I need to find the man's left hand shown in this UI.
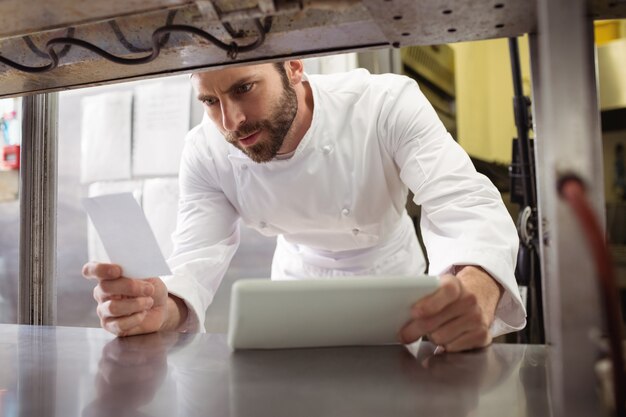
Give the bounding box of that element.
[399,266,503,352]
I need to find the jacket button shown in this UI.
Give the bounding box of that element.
[352,228,360,236]
[241,165,248,170]
[341,208,350,216]
[322,145,332,154]
[259,221,267,229]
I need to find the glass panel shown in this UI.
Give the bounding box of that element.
[55,75,277,330]
[0,97,21,323]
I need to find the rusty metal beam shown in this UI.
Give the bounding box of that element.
[0,0,542,98]
[361,0,536,47]
[589,0,626,19]
[0,0,193,39]
[0,4,389,98]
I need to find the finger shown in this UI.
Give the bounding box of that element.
[397,308,467,344]
[399,281,472,344]
[398,319,427,344]
[102,311,148,337]
[415,292,479,334]
[444,327,492,353]
[97,297,154,320]
[93,279,155,302]
[82,262,122,281]
[400,303,469,344]
[412,274,463,318]
[120,323,161,338]
[427,308,484,346]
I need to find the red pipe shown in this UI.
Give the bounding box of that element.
[559,175,625,416]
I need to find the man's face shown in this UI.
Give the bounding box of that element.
[191,64,298,163]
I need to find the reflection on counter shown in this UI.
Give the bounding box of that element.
[227,342,532,417]
[0,325,552,417]
[82,332,180,417]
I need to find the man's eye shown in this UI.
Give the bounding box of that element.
[203,97,218,106]
[235,83,253,94]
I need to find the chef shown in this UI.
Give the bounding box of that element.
[83,60,526,352]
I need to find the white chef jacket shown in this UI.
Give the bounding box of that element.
[162,69,527,337]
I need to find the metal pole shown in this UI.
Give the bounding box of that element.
[18,93,58,326]
[508,36,544,345]
[530,0,605,415]
[508,37,537,209]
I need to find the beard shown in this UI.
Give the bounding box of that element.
[225,82,298,163]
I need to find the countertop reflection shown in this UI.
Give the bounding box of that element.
[0,324,551,417]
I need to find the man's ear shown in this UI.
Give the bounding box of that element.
[285,60,304,84]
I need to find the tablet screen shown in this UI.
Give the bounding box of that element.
[227,275,439,350]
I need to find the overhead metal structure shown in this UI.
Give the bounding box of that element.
[4,1,626,416]
[2,0,540,97]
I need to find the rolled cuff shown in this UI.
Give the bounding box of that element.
[431,249,527,338]
[161,273,214,333]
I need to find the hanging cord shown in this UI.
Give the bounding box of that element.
[0,13,270,74]
[109,10,177,53]
[0,44,59,73]
[23,27,76,59]
[558,175,626,416]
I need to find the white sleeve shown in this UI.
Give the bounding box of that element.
[378,76,526,337]
[161,135,240,333]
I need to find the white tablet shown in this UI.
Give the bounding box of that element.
[227,275,439,350]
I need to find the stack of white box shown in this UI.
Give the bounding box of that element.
[81,77,192,262]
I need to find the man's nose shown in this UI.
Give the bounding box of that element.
[220,101,246,132]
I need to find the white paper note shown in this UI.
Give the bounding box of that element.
[82,192,172,279]
[86,180,144,263]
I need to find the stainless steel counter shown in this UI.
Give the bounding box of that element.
[0,324,552,417]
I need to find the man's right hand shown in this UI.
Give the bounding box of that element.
[82,262,173,337]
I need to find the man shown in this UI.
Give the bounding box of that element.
[83,60,526,352]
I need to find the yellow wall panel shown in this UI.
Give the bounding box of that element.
[451,37,531,164]
[595,20,622,45]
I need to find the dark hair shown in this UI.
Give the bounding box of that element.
[191,62,291,88]
[273,62,291,89]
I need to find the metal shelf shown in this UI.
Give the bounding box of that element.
[0,0,539,97]
[1,0,623,98]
